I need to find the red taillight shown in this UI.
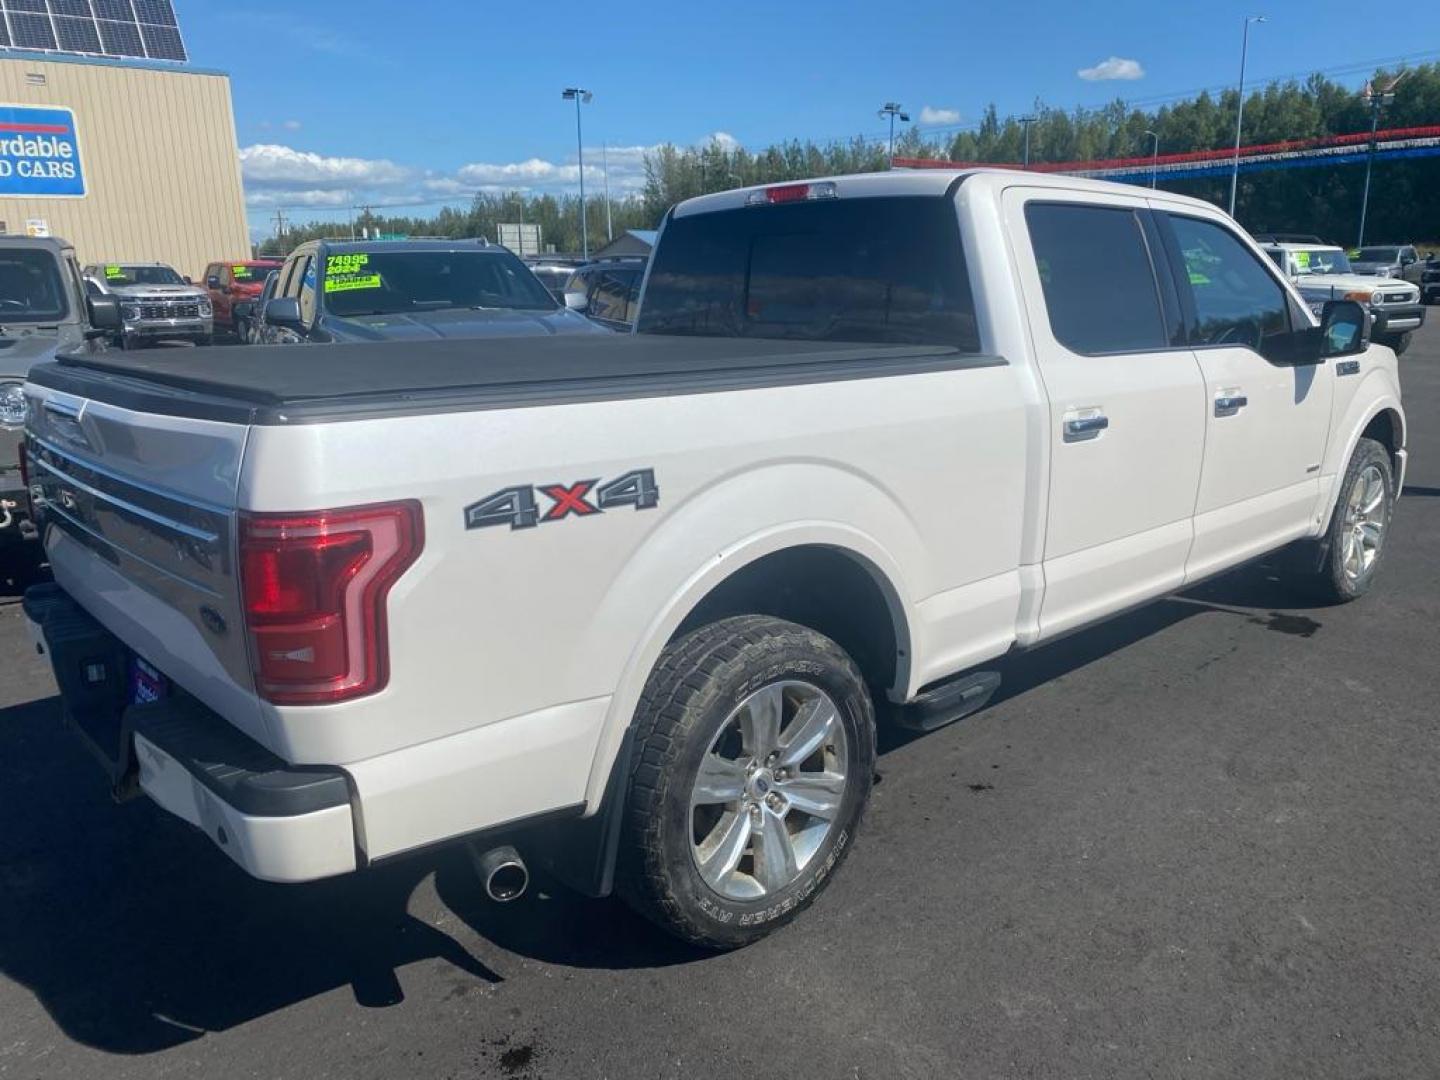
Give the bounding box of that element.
[239,501,423,705]
[746,180,839,206]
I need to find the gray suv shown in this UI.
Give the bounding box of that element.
[1,237,119,568]
[258,239,609,344]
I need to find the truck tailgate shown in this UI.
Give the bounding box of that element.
[23,387,267,747]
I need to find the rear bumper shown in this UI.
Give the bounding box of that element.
[24,583,358,883]
[1373,303,1425,335]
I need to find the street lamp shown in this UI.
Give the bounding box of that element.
[1357,73,1404,248]
[1018,115,1038,168]
[1144,129,1160,189]
[562,87,593,259]
[878,102,910,161]
[1228,15,1265,218]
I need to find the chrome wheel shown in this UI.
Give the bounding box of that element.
[1341,463,1388,583]
[689,680,849,901]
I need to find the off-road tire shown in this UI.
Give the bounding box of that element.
[617,615,876,949]
[1306,437,1394,603]
[1377,331,1412,356]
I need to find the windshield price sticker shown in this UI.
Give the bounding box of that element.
[325,274,382,293]
[233,264,249,274]
[1295,251,1311,270]
[104,264,123,278]
[326,254,369,275]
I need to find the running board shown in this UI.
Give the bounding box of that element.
[894,671,1001,733]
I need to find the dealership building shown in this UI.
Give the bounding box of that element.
[0,2,248,279]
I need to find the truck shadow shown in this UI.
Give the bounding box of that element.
[0,557,1328,1055]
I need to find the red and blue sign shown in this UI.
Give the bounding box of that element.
[0,105,85,198]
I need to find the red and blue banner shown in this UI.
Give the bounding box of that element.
[894,125,1440,185]
[0,105,85,198]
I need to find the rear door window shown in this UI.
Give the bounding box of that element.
[590,267,639,322]
[637,195,979,349]
[1024,202,1170,354]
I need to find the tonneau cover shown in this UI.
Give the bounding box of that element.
[30,336,997,424]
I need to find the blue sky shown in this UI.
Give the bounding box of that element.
[174,0,1440,236]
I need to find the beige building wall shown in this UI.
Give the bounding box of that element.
[0,54,249,282]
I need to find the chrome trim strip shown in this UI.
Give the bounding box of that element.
[28,434,230,516]
[30,454,221,544]
[43,502,224,599]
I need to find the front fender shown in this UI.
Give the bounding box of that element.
[1315,361,1404,531]
[576,459,926,808]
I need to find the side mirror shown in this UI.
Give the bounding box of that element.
[563,291,588,312]
[85,295,121,335]
[1319,299,1369,358]
[206,275,221,288]
[183,276,193,285]
[264,296,304,331]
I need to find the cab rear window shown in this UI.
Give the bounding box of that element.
[637,196,980,349]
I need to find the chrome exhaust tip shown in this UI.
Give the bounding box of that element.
[473,844,528,902]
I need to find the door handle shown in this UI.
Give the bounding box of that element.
[1214,393,1248,416]
[1062,413,1109,441]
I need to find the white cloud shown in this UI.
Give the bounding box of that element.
[918,106,961,125]
[705,131,740,150]
[239,143,414,192]
[1077,56,1145,81]
[282,119,302,131]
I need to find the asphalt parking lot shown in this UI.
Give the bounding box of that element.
[2,321,1438,1080]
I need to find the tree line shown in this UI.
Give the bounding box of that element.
[262,62,1439,256]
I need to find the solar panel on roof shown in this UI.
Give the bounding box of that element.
[1,0,187,61]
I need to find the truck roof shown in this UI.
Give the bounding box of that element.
[672,167,1226,219]
[300,238,498,254]
[33,337,995,425]
[1,236,73,253]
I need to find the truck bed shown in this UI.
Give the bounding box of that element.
[29,336,998,425]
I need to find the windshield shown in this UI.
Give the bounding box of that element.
[320,249,557,317]
[0,250,69,323]
[233,263,280,284]
[636,196,980,348]
[1291,249,1352,276]
[104,264,185,286]
[1352,247,1400,263]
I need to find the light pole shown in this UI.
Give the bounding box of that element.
[602,142,613,243]
[878,102,910,161]
[1228,15,1265,218]
[1018,115,1038,168]
[562,87,592,259]
[1144,129,1160,188]
[1357,73,1403,248]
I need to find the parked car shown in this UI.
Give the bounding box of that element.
[202,259,283,337]
[81,262,212,348]
[230,269,279,344]
[256,239,608,344]
[1347,244,1426,284]
[563,257,646,330]
[1422,253,1440,305]
[1259,241,1424,355]
[22,170,1403,949]
[0,237,118,569]
[527,260,579,301]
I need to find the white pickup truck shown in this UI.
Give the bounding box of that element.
[20,170,1405,949]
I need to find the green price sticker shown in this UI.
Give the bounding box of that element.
[324,274,382,293]
[1294,251,1311,270]
[104,264,123,278]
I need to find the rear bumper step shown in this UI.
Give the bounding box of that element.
[24,582,359,883]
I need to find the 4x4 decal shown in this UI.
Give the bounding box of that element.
[465,469,659,530]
